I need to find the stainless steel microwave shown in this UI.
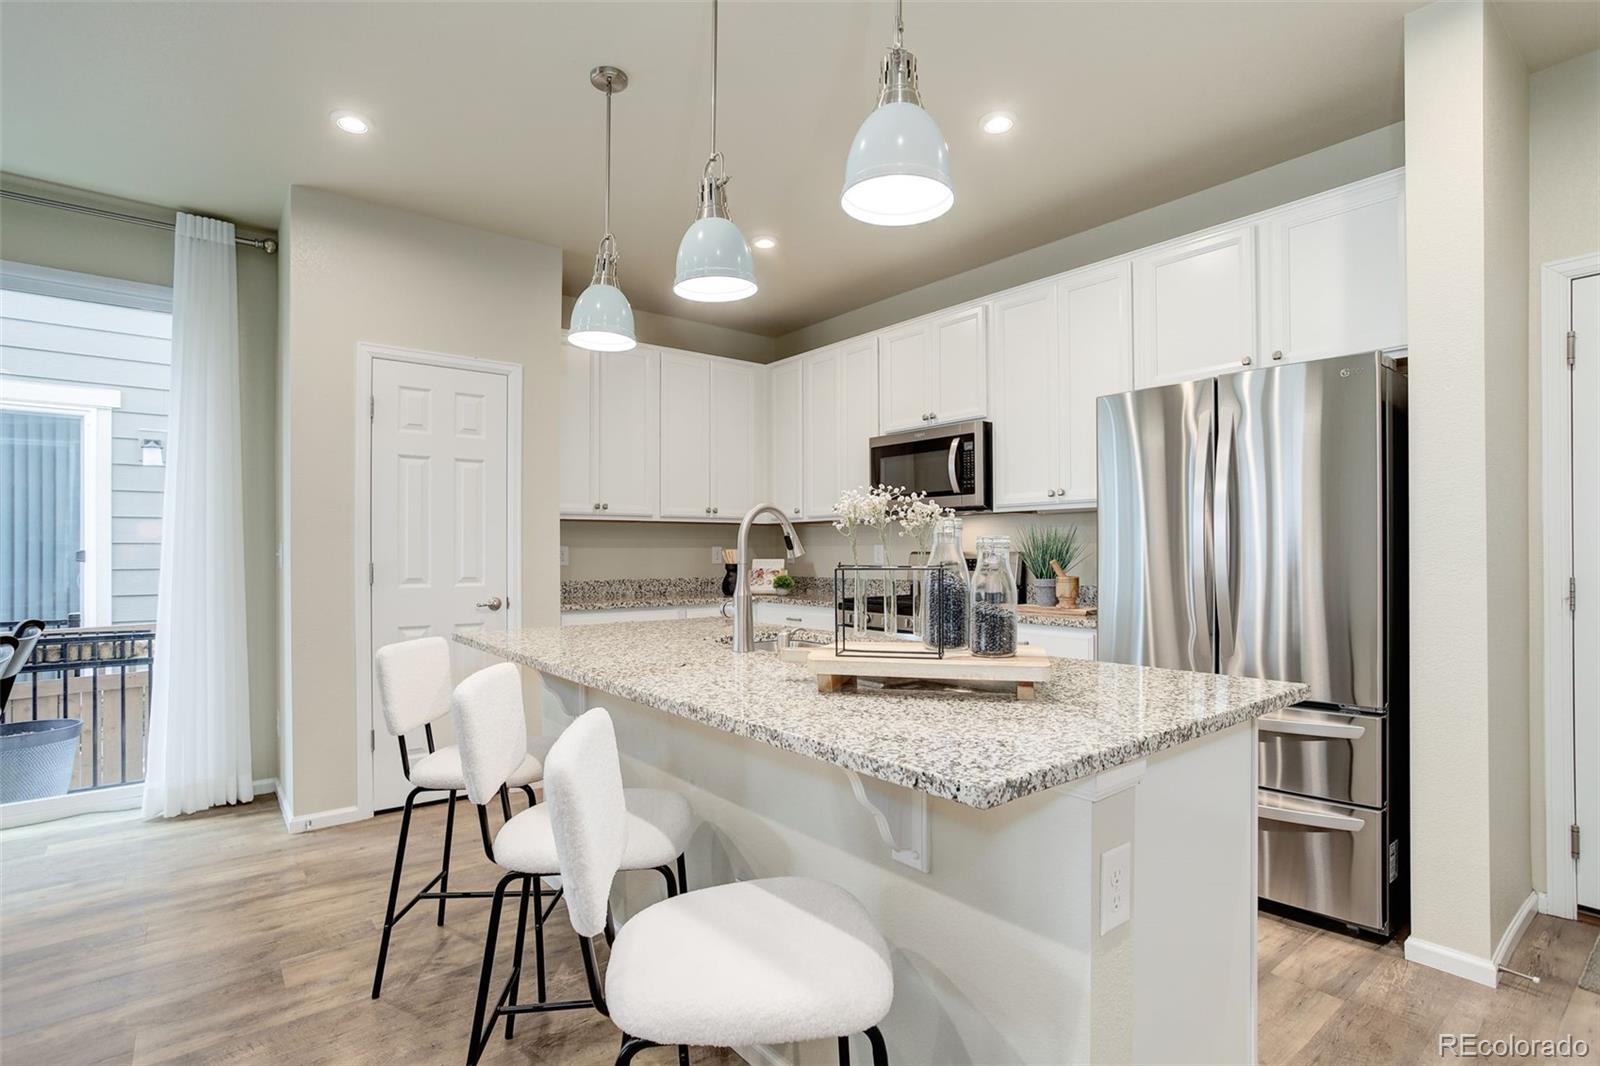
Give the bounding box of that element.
[868,420,992,511]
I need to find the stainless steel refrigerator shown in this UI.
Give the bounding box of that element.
[1097,351,1407,936]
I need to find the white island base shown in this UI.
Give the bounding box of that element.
[537,675,1259,1066]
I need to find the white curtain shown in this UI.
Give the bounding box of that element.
[142,213,252,818]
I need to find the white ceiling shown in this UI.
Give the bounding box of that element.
[3,1,1594,338]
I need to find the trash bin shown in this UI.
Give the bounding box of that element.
[0,719,83,804]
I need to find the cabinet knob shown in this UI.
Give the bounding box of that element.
[601,502,609,510]
[593,502,601,511]
[1241,356,1253,366]
[1271,350,1284,362]
[1058,488,1066,497]
[704,506,711,514]
[713,507,719,514]
[1047,489,1056,497]
[793,508,800,515]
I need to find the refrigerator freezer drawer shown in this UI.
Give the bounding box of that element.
[1257,707,1385,808]
[1258,792,1386,930]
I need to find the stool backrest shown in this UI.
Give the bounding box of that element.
[544,708,627,939]
[451,662,528,806]
[374,636,451,737]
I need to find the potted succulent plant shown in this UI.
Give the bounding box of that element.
[771,573,796,597]
[1015,525,1089,607]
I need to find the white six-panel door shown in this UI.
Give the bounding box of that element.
[369,357,509,811]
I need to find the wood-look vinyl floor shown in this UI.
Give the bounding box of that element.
[1,799,1595,1065]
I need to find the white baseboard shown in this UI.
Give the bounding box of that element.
[1404,936,1498,988]
[0,782,143,829]
[252,777,277,796]
[1493,890,1540,970]
[281,802,365,834]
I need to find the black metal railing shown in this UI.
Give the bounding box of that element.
[2,626,156,791]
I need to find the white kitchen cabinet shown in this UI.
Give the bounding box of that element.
[1019,624,1096,661]
[709,358,764,519]
[802,346,842,519]
[1058,261,1133,503]
[658,350,713,518]
[877,305,988,432]
[593,345,659,517]
[990,282,1061,510]
[1133,224,1259,388]
[753,600,833,630]
[559,343,596,516]
[839,336,879,495]
[990,263,1132,510]
[1261,171,1406,364]
[769,357,804,520]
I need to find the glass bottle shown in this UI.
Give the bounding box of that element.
[920,517,968,650]
[971,535,1019,657]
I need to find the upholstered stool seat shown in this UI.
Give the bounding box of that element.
[493,787,692,874]
[409,736,556,792]
[606,876,893,1048]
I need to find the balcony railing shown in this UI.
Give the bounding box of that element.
[3,625,155,791]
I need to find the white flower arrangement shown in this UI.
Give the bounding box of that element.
[833,484,904,563]
[898,492,952,557]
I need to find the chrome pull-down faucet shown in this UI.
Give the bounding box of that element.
[733,503,805,652]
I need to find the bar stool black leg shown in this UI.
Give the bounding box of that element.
[616,1037,657,1065]
[372,788,420,999]
[676,852,688,893]
[534,876,548,1002]
[438,789,457,926]
[521,784,537,807]
[505,875,532,1040]
[838,1035,851,1065]
[865,1026,888,1066]
[467,873,518,1066]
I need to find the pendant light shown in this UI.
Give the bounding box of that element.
[673,0,757,302]
[569,65,638,352]
[840,0,953,227]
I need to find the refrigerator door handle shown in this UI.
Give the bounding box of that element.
[1187,382,1217,671]
[1213,381,1238,672]
[1257,803,1365,834]
[1258,716,1366,740]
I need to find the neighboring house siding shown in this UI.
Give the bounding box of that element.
[0,289,171,624]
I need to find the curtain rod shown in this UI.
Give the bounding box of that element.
[0,189,277,253]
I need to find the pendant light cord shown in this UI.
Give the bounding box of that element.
[894,0,904,48]
[603,77,613,245]
[710,0,719,159]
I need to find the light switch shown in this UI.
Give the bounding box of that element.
[1100,842,1131,934]
[712,546,725,565]
[559,545,570,567]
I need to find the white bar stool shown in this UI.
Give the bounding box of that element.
[544,707,894,1066]
[370,636,551,999]
[452,663,696,1066]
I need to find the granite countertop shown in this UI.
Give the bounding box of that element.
[560,578,1099,630]
[457,618,1306,810]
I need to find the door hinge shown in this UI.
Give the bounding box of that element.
[370,395,376,421]
[369,562,375,586]
[1568,330,1577,369]
[1570,576,1578,615]
[1572,823,1581,859]
[370,729,376,753]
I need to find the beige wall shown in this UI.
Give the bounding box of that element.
[561,519,784,581]
[279,186,562,817]
[1403,0,1531,963]
[1526,49,1600,895]
[773,123,1406,358]
[0,174,280,784]
[560,294,776,364]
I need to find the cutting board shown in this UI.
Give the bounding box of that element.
[806,644,1050,700]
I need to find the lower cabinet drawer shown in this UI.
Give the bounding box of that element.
[1258,791,1386,930]
[752,601,833,631]
[1257,706,1385,808]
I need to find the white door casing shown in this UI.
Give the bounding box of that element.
[367,354,512,812]
[1572,272,1598,910]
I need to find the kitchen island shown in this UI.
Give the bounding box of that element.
[459,618,1306,1065]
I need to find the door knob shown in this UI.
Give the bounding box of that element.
[477,596,504,611]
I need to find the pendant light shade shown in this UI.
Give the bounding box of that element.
[570,66,637,352]
[841,1,953,227]
[674,0,758,303]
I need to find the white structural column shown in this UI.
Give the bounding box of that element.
[1402,0,1533,986]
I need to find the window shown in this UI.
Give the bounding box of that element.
[0,262,172,628]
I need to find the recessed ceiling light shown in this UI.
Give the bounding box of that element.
[331,110,371,135]
[980,111,1015,135]
[752,236,778,251]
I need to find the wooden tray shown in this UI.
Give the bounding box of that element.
[1018,604,1098,619]
[806,644,1051,700]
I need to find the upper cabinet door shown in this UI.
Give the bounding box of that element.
[595,345,659,517]
[710,358,763,519]
[989,284,1060,510]
[1261,172,1406,364]
[769,358,804,520]
[658,350,712,518]
[559,344,596,515]
[838,336,879,498]
[802,347,843,519]
[878,322,932,433]
[1133,224,1259,387]
[931,305,987,424]
[1059,260,1133,503]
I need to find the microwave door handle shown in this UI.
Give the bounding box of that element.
[947,438,962,495]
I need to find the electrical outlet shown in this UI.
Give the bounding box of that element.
[1100,842,1131,934]
[872,543,886,564]
[712,546,725,565]
[559,545,570,567]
